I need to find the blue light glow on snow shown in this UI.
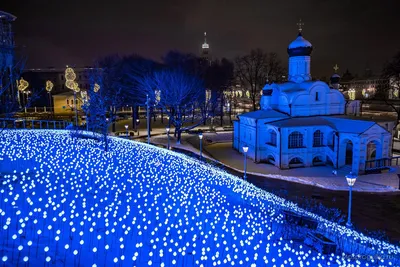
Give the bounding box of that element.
[0,130,399,266]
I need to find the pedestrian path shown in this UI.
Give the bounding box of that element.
[148,132,400,193]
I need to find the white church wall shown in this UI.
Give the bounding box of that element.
[259,125,280,167]
[345,100,361,116]
[233,120,239,150]
[239,122,257,160]
[277,95,290,114]
[280,126,337,169]
[288,56,311,83]
[280,128,308,169]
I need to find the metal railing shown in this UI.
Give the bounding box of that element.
[0,118,68,130]
[364,156,400,171]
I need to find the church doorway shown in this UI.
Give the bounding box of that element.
[312,156,324,166]
[345,141,353,165]
[289,157,304,168]
[366,141,377,161]
[366,140,381,168]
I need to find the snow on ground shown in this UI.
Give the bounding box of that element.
[0,130,399,266]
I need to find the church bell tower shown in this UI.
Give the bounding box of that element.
[287,19,313,83]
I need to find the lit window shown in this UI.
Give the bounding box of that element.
[313,130,323,147]
[348,89,356,100]
[288,131,303,148]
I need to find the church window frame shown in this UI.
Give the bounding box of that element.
[267,130,277,147]
[315,92,319,101]
[313,130,324,147]
[288,131,304,149]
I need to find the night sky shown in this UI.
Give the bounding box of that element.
[2,0,400,77]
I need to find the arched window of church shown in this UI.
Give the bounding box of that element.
[315,92,319,101]
[288,131,303,148]
[313,130,323,147]
[267,130,277,146]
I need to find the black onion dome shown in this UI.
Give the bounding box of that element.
[287,33,313,57]
[330,73,341,84]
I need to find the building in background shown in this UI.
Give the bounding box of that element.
[233,25,394,174]
[200,32,211,63]
[21,67,92,113]
[0,10,17,110]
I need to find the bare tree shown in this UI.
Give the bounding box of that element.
[87,57,124,151]
[235,49,285,111]
[206,58,234,126]
[136,68,207,144]
[0,56,42,132]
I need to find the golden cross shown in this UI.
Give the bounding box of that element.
[297,19,304,32]
[333,64,339,73]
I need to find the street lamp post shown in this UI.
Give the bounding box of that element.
[136,119,140,136]
[199,133,203,160]
[243,146,249,180]
[125,124,129,138]
[345,172,357,228]
[166,127,170,150]
[146,94,150,144]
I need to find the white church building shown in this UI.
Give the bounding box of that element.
[233,27,394,174]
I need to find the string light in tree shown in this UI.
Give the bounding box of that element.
[17,78,29,92]
[93,83,100,93]
[45,80,54,92]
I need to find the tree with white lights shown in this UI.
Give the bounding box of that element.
[87,56,123,151]
[136,67,206,144]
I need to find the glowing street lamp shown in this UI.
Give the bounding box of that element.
[136,119,140,136]
[345,172,357,228]
[166,127,170,150]
[243,146,249,180]
[125,125,129,138]
[199,132,203,160]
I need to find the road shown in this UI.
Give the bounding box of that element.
[184,136,400,243]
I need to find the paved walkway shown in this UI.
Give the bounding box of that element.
[148,132,400,193]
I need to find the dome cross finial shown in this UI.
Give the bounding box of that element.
[333,64,339,73]
[297,19,304,33]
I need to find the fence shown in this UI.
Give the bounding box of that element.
[364,156,400,172]
[0,118,68,130]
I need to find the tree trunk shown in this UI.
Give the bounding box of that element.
[177,130,182,144]
[132,105,136,131]
[229,99,232,124]
[192,105,195,123]
[161,108,164,124]
[220,95,224,127]
[252,96,256,111]
[104,127,108,152]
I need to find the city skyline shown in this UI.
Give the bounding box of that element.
[1,0,400,77]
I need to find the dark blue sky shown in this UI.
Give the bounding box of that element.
[2,0,400,77]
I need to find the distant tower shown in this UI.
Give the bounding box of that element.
[330,64,341,90]
[201,32,211,62]
[287,19,313,83]
[0,10,17,103]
